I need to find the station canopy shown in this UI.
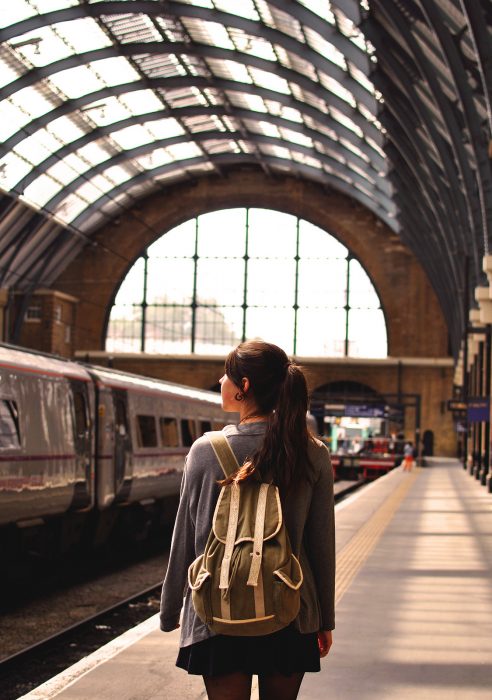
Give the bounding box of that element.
[0,0,491,356]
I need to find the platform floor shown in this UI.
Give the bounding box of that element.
[21,459,492,699]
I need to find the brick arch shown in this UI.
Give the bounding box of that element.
[54,168,448,357]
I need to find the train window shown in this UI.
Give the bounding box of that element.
[0,400,20,449]
[137,415,158,448]
[72,390,87,437]
[180,418,197,447]
[199,420,212,435]
[160,417,179,447]
[115,398,128,434]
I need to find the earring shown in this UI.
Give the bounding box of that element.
[235,392,244,402]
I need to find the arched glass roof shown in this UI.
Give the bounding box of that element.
[0,0,491,357]
[0,1,390,231]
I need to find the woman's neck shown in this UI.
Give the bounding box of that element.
[238,410,269,424]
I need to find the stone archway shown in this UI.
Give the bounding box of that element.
[53,168,448,358]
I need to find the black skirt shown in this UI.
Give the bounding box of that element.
[176,625,321,677]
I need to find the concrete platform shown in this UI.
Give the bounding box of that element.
[20,459,492,699]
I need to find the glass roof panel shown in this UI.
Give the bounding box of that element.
[0,0,36,26]
[110,125,155,150]
[8,18,111,68]
[75,142,113,168]
[259,143,292,160]
[250,67,290,94]
[10,85,54,121]
[0,151,33,191]
[144,119,186,139]
[101,164,134,187]
[14,128,63,164]
[0,53,22,89]
[319,74,356,107]
[349,63,374,94]
[53,192,89,223]
[182,19,235,50]
[304,28,347,71]
[135,149,173,169]
[230,31,278,62]
[214,0,259,21]
[206,57,253,83]
[0,0,394,239]
[279,127,312,148]
[0,100,32,141]
[165,142,203,160]
[244,119,279,137]
[226,91,267,113]
[330,106,363,137]
[22,172,65,208]
[47,115,87,143]
[298,0,336,23]
[2,0,80,28]
[201,139,240,155]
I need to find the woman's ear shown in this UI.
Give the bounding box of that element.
[241,377,250,394]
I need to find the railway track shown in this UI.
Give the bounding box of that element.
[0,478,367,700]
[0,583,163,700]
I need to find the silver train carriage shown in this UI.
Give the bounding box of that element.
[0,344,232,539]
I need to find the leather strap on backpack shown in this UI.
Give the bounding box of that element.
[207,432,241,478]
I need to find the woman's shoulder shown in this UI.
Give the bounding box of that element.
[185,434,218,475]
[307,437,332,477]
[308,436,331,456]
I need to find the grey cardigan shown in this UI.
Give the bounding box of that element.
[159,422,335,648]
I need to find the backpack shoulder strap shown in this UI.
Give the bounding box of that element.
[207,431,241,478]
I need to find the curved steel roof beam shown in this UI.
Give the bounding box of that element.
[0,41,383,147]
[458,0,492,132]
[40,131,394,216]
[0,206,39,260]
[0,77,386,171]
[12,107,388,197]
[0,195,18,224]
[4,220,58,288]
[70,154,398,233]
[381,108,461,293]
[370,17,473,264]
[0,0,370,75]
[419,1,492,254]
[372,2,481,267]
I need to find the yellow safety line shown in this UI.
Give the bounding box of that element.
[335,469,419,605]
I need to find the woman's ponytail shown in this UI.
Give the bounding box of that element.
[223,341,315,490]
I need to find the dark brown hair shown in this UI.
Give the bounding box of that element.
[223,340,315,490]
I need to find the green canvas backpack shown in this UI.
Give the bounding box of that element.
[188,431,303,636]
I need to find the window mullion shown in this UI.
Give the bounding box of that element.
[345,256,351,357]
[242,208,249,342]
[191,218,199,353]
[141,252,149,353]
[293,218,300,356]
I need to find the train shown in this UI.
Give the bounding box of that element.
[0,343,234,558]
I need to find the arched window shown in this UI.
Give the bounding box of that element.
[106,208,387,358]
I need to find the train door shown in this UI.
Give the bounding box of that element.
[113,389,132,494]
[69,380,92,508]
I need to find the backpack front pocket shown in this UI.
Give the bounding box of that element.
[273,555,303,624]
[188,555,213,625]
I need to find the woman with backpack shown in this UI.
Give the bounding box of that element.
[160,340,335,700]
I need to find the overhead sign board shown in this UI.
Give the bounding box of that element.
[447,400,467,412]
[345,404,386,418]
[467,397,490,423]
